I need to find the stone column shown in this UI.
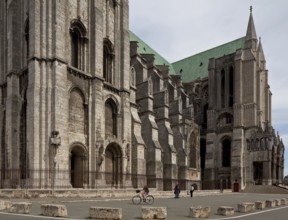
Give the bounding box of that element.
[231,128,244,189]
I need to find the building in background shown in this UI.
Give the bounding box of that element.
[0,1,283,191]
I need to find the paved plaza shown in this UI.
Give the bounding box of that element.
[1,192,288,219]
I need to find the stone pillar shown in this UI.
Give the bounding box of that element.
[5,73,21,187]
[204,132,216,189]
[137,79,163,190]
[231,128,244,189]
[262,161,271,185]
[131,86,146,188]
[154,90,177,191]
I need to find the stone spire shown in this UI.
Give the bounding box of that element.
[257,37,266,64]
[245,6,258,50]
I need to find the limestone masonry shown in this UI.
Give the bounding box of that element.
[0,0,284,191]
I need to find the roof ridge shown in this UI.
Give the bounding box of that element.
[173,37,245,64]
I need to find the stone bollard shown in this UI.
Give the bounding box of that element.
[281,198,288,205]
[274,199,281,206]
[90,207,122,219]
[217,206,234,216]
[237,202,255,213]
[142,207,167,219]
[0,200,12,211]
[265,200,275,208]
[10,202,32,214]
[189,206,211,218]
[255,201,265,210]
[41,204,68,217]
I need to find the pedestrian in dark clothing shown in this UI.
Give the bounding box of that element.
[174,183,180,198]
[190,184,195,197]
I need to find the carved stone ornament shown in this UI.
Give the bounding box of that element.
[51,130,61,146]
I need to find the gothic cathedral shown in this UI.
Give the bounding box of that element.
[0,1,284,191]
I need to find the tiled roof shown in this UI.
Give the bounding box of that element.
[129,30,245,83]
[129,31,177,75]
[172,37,245,82]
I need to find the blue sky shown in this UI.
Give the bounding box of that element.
[129,0,288,176]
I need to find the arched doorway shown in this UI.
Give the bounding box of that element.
[70,145,87,188]
[105,143,122,188]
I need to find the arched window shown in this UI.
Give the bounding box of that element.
[221,69,225,108]
[228,67,234,107]
[103,38,114,83]
[105,99,117,138]
[71,29,81,68]
[70,19,87,70]
[222,139,231,167]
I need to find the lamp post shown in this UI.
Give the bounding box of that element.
[50,130,61,196]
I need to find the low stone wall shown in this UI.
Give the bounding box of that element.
[217,206,234,216]
[237,202,255,213]
[189,206,211,218]
[10,202,32,214]
[41,204,68,217]
[90,207,122,219]
[0,188,228,199]
[142,207,167,219]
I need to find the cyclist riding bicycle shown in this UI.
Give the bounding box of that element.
[141,185,149,199]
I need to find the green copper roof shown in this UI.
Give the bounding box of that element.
[129,31,177,75]
[172,37,245,82]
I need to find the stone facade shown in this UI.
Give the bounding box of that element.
[0,1,283,191]
[180,10,285,189]
[0,0,136,189]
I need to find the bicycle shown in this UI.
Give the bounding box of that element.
[132,190,154,205]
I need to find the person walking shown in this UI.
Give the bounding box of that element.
[174,183,180,198]
[190,184,195,197]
